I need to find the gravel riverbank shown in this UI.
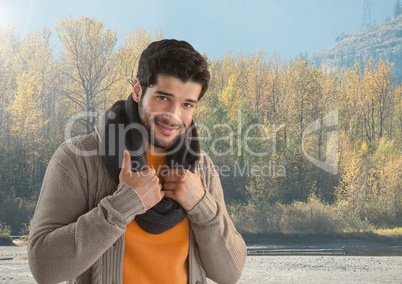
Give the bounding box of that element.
[1,245,401,283]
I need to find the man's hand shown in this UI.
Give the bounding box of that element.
[119,150,164,210]
[162,168,205,211]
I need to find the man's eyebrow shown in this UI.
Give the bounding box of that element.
[154,90,198,104]
[154,90,174,97]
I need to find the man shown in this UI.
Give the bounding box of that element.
[28,39,247,284]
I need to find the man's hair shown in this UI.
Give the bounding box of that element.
[136,39,210,100]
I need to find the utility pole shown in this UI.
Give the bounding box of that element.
[395,0,402,18]
[361,0,373,30]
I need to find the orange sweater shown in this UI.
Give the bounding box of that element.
[123,152,189,283]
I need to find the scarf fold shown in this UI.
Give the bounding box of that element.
[100,94,201,234]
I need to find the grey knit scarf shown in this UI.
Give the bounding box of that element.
[100,94,200,234]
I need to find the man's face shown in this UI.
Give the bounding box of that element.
[132,75,201,152]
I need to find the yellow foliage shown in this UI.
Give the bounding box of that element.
[360,141,369,154]
[374,227,402,237]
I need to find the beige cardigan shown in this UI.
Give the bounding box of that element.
[28,125,246,284]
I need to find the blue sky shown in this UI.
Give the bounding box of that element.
[0,0,395,59]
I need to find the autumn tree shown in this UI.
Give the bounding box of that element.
[246,50,269,118]
[55,17,120,134]
[336,138,402,225]
[359,59,395,142]
[100,28,164,107]
[0,28,55,232]
[279,59,326,201]
[120,28,162,84]
[0,27,21,223]
[9,28,55,196]
[0,27,20,134]
[197,53,253,202]
[338,62,364,142]
[394,84,402,135]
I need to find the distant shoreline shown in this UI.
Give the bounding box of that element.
[241,231,402,244]
[2,232,402,246]
[242,232,402,256]
[3,233,402,257]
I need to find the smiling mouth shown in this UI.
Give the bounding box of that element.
[153,117,183,135]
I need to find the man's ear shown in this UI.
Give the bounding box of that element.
[132,78,142,103]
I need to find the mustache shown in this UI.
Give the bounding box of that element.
[153,115,185,129]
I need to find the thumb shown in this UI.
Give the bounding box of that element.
[121,150,132,174]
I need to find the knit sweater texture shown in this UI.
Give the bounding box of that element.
[28,124,247,284]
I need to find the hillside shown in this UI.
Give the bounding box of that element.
[312,15,402,79]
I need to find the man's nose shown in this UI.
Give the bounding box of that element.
[168,102,181,118]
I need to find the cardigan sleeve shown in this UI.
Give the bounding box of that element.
[187,153,247,284]
[27,140,146,284]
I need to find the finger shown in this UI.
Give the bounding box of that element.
[167,168,187,176]
[121,150,132,174]
[146,167,156,176]
[193,168,200,176]
[179,173,187,182]
[177,169,189,181]
[160,190,165,199]
[152,175,159,183]
[163,175,182,183]
[140,167,156,176]
[162,182,176,191]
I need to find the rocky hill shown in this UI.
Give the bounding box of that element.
[312,15,402,80]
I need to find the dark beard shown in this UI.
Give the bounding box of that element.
[146,122,184,150]
[138,99,185,150]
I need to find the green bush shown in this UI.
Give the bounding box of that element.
[0,222,13,246]
[228,194,374,235]
[0,197,36,235]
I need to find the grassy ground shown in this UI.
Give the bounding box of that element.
[241,227,402,245]
[374,227,402,238]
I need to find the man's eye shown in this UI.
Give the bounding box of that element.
[183,103,194,108]
[156,96,168,101]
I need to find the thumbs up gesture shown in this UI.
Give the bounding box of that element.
[118,150,164,210]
